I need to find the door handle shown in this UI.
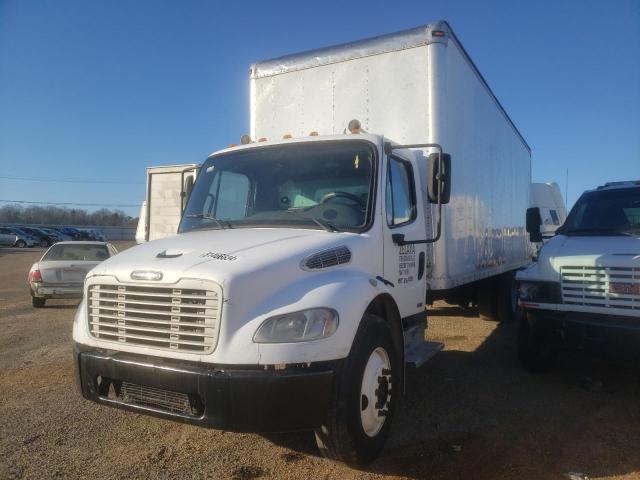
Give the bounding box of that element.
[418,252,425,280]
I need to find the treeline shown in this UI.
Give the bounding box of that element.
[0,204,137,226]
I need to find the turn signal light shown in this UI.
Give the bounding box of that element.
[432,30,445,37]
[258,137,267,142]
[283,134,292,139]
[309,131,319,136]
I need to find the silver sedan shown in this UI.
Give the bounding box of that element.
[28,241,118,307]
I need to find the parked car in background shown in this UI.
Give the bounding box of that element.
[0,227,38,248]
[28,241,118,307]
[17,226,56,247]
[45,227,74,241]
[0,232,18,247]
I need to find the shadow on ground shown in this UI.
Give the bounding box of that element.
[267,304,640,479]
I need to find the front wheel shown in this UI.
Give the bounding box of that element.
[314,314,399,466]
[16,239,26,248]
[39,239,48,247]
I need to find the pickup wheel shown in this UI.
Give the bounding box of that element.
[314,314,398,466]
[32,297,46,308]
[517,310,556,373]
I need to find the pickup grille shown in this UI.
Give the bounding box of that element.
[561,266,640,312]
[88,283,220,353]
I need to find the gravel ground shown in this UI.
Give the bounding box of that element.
[1,242,639,480]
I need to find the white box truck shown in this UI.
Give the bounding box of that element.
[517,181,640,372]
[73,21,531,465]
[135,164,198,243]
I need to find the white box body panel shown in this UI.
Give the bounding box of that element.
[251,22,531,291]
[144,164,198,242]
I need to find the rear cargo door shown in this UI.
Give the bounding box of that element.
[382,153,427,318]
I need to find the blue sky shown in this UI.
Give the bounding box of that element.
[1,0,638,217]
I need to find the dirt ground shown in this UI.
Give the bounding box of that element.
[1,242,639,480]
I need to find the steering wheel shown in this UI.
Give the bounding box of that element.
[319,191,366,209]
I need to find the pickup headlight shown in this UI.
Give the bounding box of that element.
[253,308,339,343]
[518,281,561,304]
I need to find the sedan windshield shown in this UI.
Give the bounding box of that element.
[559,187,640,236]
[43,244,109,261]
[180,140,376,233]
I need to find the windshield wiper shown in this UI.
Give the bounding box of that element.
[184,213,232,230]
[286,209,341,232]
[562,228,635,236]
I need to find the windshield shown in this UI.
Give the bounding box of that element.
[559,187,640,236]
[180,140,376,233]
[43,244,109,261]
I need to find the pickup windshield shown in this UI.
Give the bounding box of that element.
[179,140,376,233]
[559,186,640,236]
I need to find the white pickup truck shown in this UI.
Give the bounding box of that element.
[518,181,640,372]
[73,21,532,465]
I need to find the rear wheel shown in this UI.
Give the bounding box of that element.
[39,239,48,247]
[314,314,399,466]
[478,278,498,321]
[496,271,518,323]
[32,297,46,308]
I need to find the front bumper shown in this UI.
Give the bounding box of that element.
[522,308,640,352]
[73,343,335,432]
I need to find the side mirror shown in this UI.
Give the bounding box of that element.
[427,153,451,204]
[526,207,543,243]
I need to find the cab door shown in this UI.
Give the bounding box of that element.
[382,152,427,318]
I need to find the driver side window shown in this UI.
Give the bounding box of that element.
[386,156,416,227]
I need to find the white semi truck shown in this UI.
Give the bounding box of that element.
[530,182,567,240]
[73,21,531,464]
[518,181,640,372]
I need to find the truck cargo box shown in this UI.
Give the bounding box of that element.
[250,21,532,290]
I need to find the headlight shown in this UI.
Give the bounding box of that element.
[518,281,561,303]
[253,308,339,343]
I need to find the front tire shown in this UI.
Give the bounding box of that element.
[32,297,46,308]
[39,239,48,247]
[314,314,399,466]
[16,239,26,248]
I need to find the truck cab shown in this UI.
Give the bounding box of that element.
[517,181,640,371]
[74,132,449,465]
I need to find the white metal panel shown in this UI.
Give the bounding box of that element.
[429,39,531,289]
[252,47,430,144]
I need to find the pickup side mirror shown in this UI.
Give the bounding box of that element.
[526,207,543,243]
[427,153,451,204]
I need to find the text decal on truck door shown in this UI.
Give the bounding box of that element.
[398,244,416,284]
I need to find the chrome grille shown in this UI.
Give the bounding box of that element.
[561,266,640,312]
[88,283,220,353]
[304,246,351,270]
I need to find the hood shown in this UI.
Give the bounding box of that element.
[89,227,366,285]
[526,234,640,282]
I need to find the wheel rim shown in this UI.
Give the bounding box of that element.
[360,346,392,437]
